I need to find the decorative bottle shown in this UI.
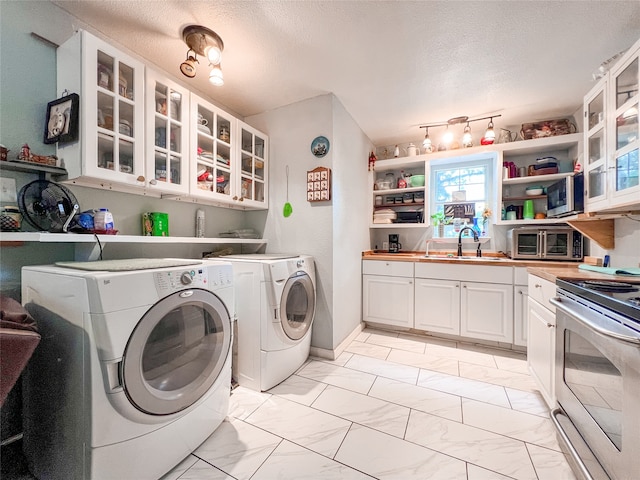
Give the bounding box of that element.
[472,217,481,236]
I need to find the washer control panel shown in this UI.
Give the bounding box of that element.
[153,267,209,295]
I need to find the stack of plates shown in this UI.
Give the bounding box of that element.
[373,209,397,224]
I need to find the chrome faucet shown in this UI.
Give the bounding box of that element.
[457,226,479,257]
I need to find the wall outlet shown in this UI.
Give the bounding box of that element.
[382,241,389,251]
[0,177,17,203]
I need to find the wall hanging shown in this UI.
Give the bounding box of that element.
[310,136,329,158]
[43,91,79,144]
[307,167,331,202]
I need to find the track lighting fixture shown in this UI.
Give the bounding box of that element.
[419,114,501,152]
[180,25,225,86]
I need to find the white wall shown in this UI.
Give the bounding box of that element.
[331,95,371,347]
[589,217,640,268]
[246,94,372,351]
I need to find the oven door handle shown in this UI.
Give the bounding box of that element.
[551,297,640,345]
[550,408,596,480]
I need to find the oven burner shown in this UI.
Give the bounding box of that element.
[580,280,639,292]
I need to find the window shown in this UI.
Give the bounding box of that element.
[430,153,495,236]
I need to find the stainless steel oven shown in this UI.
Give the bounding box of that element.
[550,279,640,480]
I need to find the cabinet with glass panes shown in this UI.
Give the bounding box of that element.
[145,69,189,195]
[584,37,640,212]
[57,29,145,187]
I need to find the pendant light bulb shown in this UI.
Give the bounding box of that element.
[481,118,495,145]
[209,64,224,86]
[443,126,454,145]
[206,44,222,65]
[422,128,432,151]
[462,123,473,148]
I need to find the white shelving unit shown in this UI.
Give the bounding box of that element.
[0,232,266,245]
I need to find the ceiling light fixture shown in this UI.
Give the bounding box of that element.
[419,114,501,152]
[180,25,225,86]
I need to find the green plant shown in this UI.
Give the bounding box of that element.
[430,212,445,226]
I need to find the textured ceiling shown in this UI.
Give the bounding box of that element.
[51,0,640,147]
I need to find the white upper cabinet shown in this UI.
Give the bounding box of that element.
[584,76,608,211]
[584,37,640,212]
[237,122,268,208]
[608,40,640,208]
[57,30,146,187]
[189,94,236,204]
[145,69,190,195]
[57,30,269,209]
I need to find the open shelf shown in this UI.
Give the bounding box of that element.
[0,232,266,245]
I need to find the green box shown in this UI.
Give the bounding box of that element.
[142,212,169,236]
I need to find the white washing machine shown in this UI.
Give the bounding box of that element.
[21,258,234,480]
[220,254,315,391]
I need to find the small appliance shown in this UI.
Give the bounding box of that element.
[547,172,584,218]
[388,234,401,253]
[506,226,583,261]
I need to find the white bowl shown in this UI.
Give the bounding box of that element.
[526,188,543,196]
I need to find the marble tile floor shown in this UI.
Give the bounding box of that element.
[163,328,577,480]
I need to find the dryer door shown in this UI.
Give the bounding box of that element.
[122,288,231,415]
[280,271,315,341]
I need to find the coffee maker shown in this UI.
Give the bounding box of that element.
[388,234,401,253]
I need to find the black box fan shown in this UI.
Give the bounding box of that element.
[18,180,79,233]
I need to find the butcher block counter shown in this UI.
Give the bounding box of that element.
[362,251,637,283]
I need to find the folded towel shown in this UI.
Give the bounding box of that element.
[578,264,640,276]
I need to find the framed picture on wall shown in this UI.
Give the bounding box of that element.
[43,93,79,144]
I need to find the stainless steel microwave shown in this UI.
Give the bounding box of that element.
[506,227,583,261]
[547,172,584,218]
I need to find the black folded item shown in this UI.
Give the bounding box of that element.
[533,162,557,170]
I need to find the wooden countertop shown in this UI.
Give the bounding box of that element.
[362,251,636,283]
[362,250,579,268]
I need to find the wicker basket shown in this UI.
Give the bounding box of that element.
[520,119,576,140]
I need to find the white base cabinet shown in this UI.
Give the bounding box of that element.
[460,281,513,343]
[362,260,414,328]
[527,274,557,408]
[414,262,514,344]
[414,278,460,335]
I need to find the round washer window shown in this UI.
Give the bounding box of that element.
[280,271,315,341]
[122,289,231,415]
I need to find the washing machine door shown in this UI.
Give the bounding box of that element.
[122,288,231,415]
[280,271,315,341]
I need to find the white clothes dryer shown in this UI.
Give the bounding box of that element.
[21,258,234,480]
[220,254,315,391]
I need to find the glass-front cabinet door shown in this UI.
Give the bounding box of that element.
[584,76,608,211]
[190,94,235,204]
[237,121,268,208]
[609,44,639,206]
[145,70,189,195]
[82,31,145,185]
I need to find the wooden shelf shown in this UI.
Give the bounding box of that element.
[567,218,615,249]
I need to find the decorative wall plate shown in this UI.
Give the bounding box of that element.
[311,136,329,158]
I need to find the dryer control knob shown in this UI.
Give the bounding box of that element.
[180,272,193,285]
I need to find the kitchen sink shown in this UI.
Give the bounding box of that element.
[423,255,508,262]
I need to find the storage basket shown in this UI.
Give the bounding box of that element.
[520,119,576,140]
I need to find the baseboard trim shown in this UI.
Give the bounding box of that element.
[310,322,365,360]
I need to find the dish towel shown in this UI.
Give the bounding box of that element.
[578,264,640,276]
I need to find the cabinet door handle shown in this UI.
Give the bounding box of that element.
[462,284,467,288]
[232,196,238,200]
[456,284,459,288]
[535,284,542,288]
[547,323,555,328]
